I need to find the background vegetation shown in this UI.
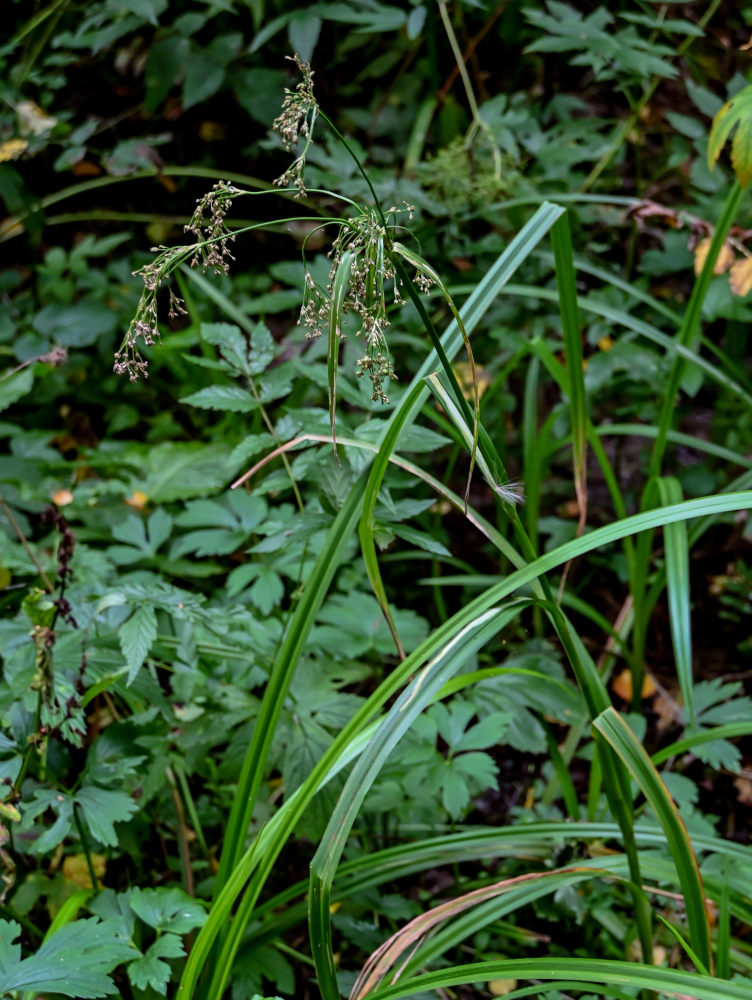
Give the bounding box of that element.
[2,1,752,998]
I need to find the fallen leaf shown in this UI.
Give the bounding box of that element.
[16,100,57,136]
[198,121,226,142]
[488,979,518,996]
[730,257,752,297]
[734,775,752,807]
[0,138,27,162]
[71,160,102,177]
[694,236,734,276]
[63,852,106,888]
[612,668,657,702]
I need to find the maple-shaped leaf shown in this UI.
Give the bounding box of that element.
[0,917,136,997]
[708,83,752,186]
[129,886,206,934]
[127,932,184,993]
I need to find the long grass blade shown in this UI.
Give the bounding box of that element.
[328,249,354,459]
[551,213,588,535]
[362,959,750,1000]
[181,203,571,997]
[309,602,531,1000]
[593,706,712,971]
[656,476,695,727]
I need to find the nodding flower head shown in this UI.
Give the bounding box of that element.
[273,55,318,198]
[296,204,423,405]
[114,181,240,381]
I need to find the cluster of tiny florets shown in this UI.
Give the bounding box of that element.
[297,203,424,404]
[184,180,240,274]
[273,55,318,197]
[114,182,240,381]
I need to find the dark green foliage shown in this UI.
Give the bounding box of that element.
[2,1,752,998]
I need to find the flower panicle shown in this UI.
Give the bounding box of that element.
[296,203,423,404]
[273,54,318,197]
[114,181,240,381]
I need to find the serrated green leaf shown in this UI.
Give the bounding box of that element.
[250,566,283,615]
[180,385,259,412]
[127,932,184,993]
[0,917,136,997]
[391,524,451,557]
[441,767,469,819]
[119,603,157,681]
[135,442,231,502]
[76,787,139,847]
[455,711,511,753]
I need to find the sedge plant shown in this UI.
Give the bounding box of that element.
[113,55,752,1000]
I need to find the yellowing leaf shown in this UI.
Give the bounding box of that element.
[62,852,106,888]
[598,336,614,351]
[708,83,752,187]
[0,138,27,162]
[693,237,734,276]
[729,256,752,297]
[488,979,518,996]
[0,799,21,823]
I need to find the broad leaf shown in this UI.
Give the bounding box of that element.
[0,918,136,997]
[129,886,207,933]
[76,787,139,847]
[127,932,184,993]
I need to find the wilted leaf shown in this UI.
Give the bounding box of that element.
[0,139,28,162]
[693,237,734,276]
[729,256,752,296]
[708,83,752,186]
[734,775,752,807]
[63,853,106,889]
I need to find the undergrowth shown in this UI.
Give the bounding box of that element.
[2,3,752,1000]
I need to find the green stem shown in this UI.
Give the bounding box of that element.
[73,802,99,891]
